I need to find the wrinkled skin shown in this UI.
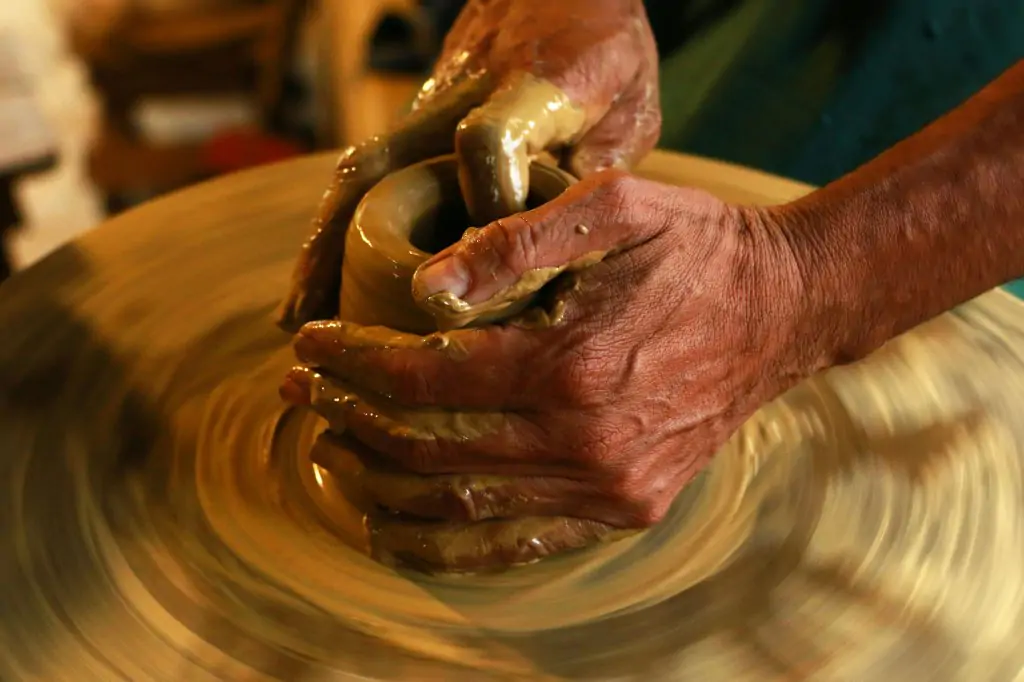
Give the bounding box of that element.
[283,172,817,536]
[276,0,660,331]
[277,0,802,569]
[433,0,662,177]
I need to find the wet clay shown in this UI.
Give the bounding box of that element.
[320,153,628,571]
[4,150,1024,680]
[276,76,495,331]
[277,70,588,329]
[454,72,588,225]
[339,154,579,332]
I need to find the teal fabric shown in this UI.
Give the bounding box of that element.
[656,0,1024,297]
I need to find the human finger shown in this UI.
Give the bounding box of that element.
[311,432,646,527]
[275,75,494,332]
[290,319,561,410]
[282,366,579,476]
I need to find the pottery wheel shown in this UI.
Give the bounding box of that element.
[3,150,1024,681]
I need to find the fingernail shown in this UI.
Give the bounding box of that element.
[414,254,470,300]
[294,321,339,362]
[294,331,317,362]
[280,368,312,405]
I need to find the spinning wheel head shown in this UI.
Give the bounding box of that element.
[2,151,1023,680]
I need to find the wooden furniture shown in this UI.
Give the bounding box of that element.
[0,35,58,283]
[326,0,423,145]
[69,0,310,213]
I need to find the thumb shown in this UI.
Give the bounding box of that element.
[411,171,668,329]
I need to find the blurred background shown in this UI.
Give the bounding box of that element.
[0,0,459,279]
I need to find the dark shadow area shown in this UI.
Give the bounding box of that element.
[645,0,749,57]
[409,182,555,254]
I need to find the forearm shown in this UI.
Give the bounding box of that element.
[783,59,1024,367]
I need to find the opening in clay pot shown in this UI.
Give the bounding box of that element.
[340,154,576,334]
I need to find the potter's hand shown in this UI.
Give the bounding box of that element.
[276,0,660,332]
[284,172,820,529]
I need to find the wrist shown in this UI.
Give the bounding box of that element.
[749,198,880,379]
[727,203,841,398]
[770,190,904,371]
[768,62,1024,372]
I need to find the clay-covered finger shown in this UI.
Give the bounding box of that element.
[455,72,588,225]
[291,319,562,410]
[275,75,494,332]
[311,432,643,526]
[283,366,576,476]
[369,514,633,573]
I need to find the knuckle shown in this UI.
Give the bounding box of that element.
[444,480,505,522]
[455,113,504,156]
[362,429,445,474]
[646,107,663,142]
[639,108,662,153]
[400,436,446,474]
[488,215,541,273]
[604,469,664,527]
[577,171,637,225]
[596,170,636,204]
[569,416,619,469]
[548,344,610,406]
[631,498,668,527]
[385,355,439,406]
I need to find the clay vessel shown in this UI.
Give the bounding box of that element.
[340,154,576,333]
[329,154,628,572]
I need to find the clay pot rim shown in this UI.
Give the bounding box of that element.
[350,154,576,274]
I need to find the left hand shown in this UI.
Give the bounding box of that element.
[282,171,817,531]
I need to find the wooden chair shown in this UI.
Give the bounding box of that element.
[0,34,58,282]
[68,0,310,213]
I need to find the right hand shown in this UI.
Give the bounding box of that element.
[276,0,661,332]
[280,171,823,569]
